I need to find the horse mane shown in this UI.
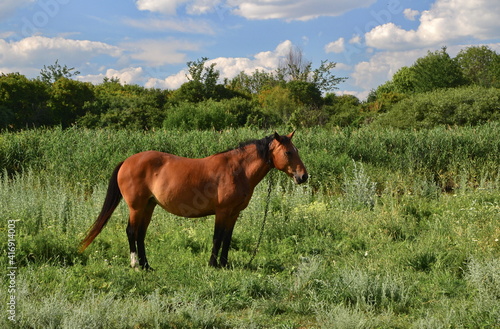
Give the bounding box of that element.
[219,133,292,163]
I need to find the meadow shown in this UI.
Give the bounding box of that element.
[1,125,499,328]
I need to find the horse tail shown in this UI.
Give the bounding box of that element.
[79,162,124,252]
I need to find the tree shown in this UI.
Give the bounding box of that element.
[227,70,279,95]
[48,78,93,128]
[455,45,500,87]
[311,60,347,94]
[186,57,219,99]
[39,60,80,84]
[278,46,346,93]
[278,45,311,82]
[411,47,466,93]
[0,73,49,128]
[286,80,322,107]
[174,57,246,102]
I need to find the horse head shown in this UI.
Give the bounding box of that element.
[270,131,308,184]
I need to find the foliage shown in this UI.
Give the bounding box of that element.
[0,127,499,328]
[49,78,94,128]
[258,85,296,125]
[286,80,322,107]
[0,73,50,128]
[324,94,369,128]
[163,98,257,131]
[172,57,244,102]
[276,46,347,93]
[2,46,500,131]
[77,79,169,129]
[375,85,500,129]
[455,45,500,88]
[39,60,80,85]
[1,124,499,196]
[411,47,467,93]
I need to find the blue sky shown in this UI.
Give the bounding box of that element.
[1,0,499,99]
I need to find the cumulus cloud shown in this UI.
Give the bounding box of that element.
[351,49,428,91]
[349,35,362,45]
[147,40,294,89]
[325,38,345,54]
[146,69,188,89]
[80,67,146,85]
[135,0,375,21]
[0,36,122,72]
[366,0,500,50]
[403,8,419,21]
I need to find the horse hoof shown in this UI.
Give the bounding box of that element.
[143,264,154,271]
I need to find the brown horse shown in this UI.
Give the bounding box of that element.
[80,132,308,269]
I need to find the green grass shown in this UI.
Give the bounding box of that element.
[1,126,499,328]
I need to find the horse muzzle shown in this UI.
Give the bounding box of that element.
[294,172,309,184]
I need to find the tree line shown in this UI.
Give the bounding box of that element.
[1,45,499,130]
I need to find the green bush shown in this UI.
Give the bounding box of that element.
[163,98,257,130]
[376,86,500,129]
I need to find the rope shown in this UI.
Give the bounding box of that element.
[246,170,274,268]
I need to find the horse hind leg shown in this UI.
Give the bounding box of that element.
[126,200,156,270]
[126,222,139,268]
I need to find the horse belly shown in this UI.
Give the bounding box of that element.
[157,192,216,218]
[152,176,218,218]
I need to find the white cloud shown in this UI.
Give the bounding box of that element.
[230,0,376,21]
[325,38,345,54]
[135,0,376,21]
[347,42,500,99]
[403,8,419,21]
[366,0,500,50]
[146,70,188,89]
[121,39,201,66]
[351,49,428,91]
[135,0,223,15]
[147,40,295,89]
[349,35,362,45]
[80,67,146,85]
[136,0,189,15]
[0,36,122,72]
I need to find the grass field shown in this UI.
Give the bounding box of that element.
[1,126,499,328]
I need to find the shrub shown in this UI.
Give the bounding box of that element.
[163,98,258,130]
[342,162,377,209]
[163,100,233,130]
[376,86,500,129]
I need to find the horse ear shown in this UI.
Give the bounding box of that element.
[287,131,295,140]
[274,132,282,143]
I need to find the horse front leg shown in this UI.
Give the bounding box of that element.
[219,226,235,268]
[210,210,239,268]
[209,223,224,267]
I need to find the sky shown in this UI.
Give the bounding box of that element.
[1,0,499,99]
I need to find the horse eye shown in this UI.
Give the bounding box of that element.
[285,151,292,158]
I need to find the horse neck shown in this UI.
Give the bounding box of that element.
[238,144,272,187]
